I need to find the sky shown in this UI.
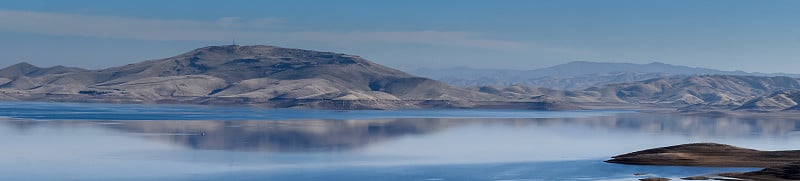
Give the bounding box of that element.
[1,0,799,73]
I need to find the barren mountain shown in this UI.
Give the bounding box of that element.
[0,45,574,110]
[583,75,800,106]
[475,75,800,112]
[735,90,800,112]
[0,62,87,78]
[9,45,796,111]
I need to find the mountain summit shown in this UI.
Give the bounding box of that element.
[0,45,572,110]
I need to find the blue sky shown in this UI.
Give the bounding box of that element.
[1,0,799,73]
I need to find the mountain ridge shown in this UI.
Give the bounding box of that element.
[0,62,88,78]
[5,45,799,112]
[474,74,800,113]
[0,45,575,110]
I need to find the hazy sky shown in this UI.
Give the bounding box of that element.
[1,0,800,73]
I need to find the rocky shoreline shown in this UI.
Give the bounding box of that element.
[719,162,800,180]
[607,143,800,180]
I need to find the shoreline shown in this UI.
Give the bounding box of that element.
[3,97,800,118]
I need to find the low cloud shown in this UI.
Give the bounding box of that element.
[0,10,565,52]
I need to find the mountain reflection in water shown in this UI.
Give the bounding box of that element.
[3,113,798,153]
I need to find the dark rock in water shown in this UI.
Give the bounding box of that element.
[606,143,800,167]
[610,143,800,181]
[721,161,800,181]
[639,177,670,181]
[679,176,710,180]
[709,178,743,181]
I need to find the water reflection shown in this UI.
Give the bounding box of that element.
[3,113,799,153]
[3,110,800,181]
[108,119,453,152]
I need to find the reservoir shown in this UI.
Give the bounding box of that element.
[1,102,797,180]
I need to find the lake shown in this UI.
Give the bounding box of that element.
[1,101,798,180]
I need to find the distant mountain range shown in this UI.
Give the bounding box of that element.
[410,61,800,90]
[475,75,800,112]
[0,45,573,110]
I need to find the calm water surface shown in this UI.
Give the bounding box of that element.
[1,101,799,180]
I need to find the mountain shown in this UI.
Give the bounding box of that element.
[0,62,87,78]
[734,90,800,112]
[0,45,574,110]
[474,75,800,112]
[410,61,800,90]
[583,75,800,106]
